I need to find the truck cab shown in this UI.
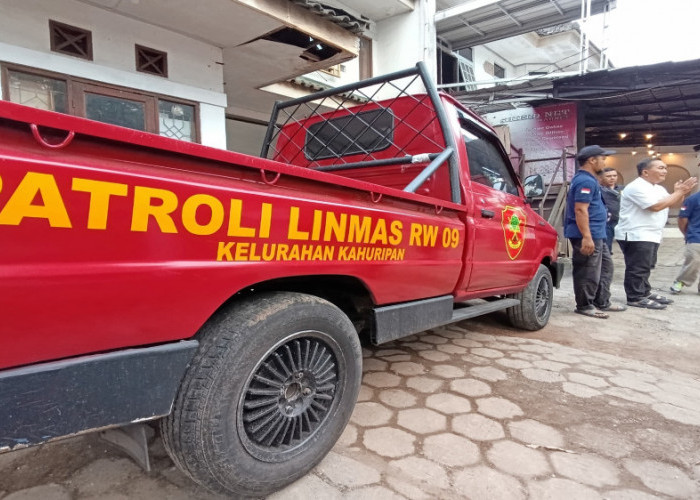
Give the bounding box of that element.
[267,78,561,320]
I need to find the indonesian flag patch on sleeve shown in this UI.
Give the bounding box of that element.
[580,188,591,194]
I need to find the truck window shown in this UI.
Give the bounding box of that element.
[462,129,518,196]
[305,109,394,161]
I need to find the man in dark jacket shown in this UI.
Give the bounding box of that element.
[599,167,623,253]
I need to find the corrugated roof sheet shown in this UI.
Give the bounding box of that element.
[449,59,700,148]
[436,0,612,49]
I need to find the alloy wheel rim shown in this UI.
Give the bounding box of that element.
[535,277,551,321]
[238,331,340,462]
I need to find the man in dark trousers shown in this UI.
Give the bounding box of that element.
[615,158,697,308]
[599,167,623,253]
[564,145,626,319]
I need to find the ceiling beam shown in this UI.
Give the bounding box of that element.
[588,126,700,135]
[497,4,523,27]
[587,123,700,135]
[586,120,700,133]
[458,18,486,36]
[586,133,700,147]
[584,96,700,114]
[549,0,565,15]
[435,0,502,23]
[440,0,610,49]
[592,131,700,138]
[556,78,699,95]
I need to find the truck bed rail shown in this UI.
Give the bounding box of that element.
[261,63,462,203]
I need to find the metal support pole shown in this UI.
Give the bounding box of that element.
[416,62,462,203]
[405,148,454,193]
[579,0,592,75]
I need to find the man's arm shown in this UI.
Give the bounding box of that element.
[648,177,698,212]
[574,201,595,255]
[678,217,688,236]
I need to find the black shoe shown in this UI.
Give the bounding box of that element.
[646,293,673,305]
[627,298,666,310]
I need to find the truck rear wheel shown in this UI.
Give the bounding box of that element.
[506,264,553,331]
[160,292,362,497]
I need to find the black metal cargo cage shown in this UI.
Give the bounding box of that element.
[260,62,462,203]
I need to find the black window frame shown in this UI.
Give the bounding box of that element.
[304,108,395,161]
[493,63,505,79]
[460,116,519,196]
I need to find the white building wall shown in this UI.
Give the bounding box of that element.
[374,13,422,74]
[226,119,268,157]
[0,0,227,148]
[470,30,603,86]
[374,1,436,82]
[471,46,516,86]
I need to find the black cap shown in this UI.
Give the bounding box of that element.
[577,145,616,164]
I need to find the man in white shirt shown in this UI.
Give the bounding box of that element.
[615,158,697,309]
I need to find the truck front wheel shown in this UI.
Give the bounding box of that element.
[161,292,362,497]
[506,264,553,331]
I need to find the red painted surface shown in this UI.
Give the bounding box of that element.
[0,96,557,370]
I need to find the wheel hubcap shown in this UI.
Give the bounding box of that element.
[239,333,339,461]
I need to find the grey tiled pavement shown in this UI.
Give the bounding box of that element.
[1,234,700,499]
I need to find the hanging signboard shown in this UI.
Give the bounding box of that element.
[484,102,577,183]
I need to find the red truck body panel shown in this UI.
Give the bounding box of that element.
[0,101,467,370]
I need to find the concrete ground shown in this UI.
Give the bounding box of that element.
[1,233,700,499]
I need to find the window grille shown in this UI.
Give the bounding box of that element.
[49,20,93,60]
[458,59,476,92]
[159,100,195,142]
[136,45,168,77]
[8,70,67,112]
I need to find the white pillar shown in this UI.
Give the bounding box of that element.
[374,0,437,81]
[421,0,438,82]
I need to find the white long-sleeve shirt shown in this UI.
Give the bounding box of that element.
[614,177,669,243]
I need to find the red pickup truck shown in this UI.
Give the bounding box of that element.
[0,63,561,496]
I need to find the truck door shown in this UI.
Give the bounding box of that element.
[460,125,535,292]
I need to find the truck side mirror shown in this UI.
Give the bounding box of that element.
[523,174,544,198]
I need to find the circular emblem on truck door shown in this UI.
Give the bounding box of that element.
[502,206,526,260]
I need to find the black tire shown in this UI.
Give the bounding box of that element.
[160,292,362,497]
[506,264,553,331]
